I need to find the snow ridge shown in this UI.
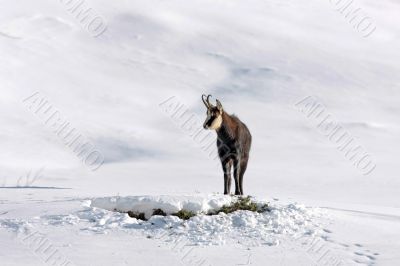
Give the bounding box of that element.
[83,195,323,246]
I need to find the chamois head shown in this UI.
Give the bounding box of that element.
[202,94,223,130]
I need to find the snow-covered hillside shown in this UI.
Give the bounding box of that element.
[1,0,400,265]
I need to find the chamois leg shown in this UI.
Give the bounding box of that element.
[239,159,248,196]
[227,168,232,195]
[233,159,241,195]
[222,160,232,195]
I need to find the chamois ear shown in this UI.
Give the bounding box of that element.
[216,99,223,113]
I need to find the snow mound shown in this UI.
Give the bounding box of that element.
[91,194,235,219]
[81,195,324,246]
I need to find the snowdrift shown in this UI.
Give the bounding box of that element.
[91,194,235,219]
[86,195,323,246]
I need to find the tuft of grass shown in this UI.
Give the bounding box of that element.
[210,196,269,215]
[172,209,196,220]
[127,211,146,221]
[152,208,167,216]
[120,196,269,221]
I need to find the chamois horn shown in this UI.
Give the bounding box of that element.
[202,94,213,108]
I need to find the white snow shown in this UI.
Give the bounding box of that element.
[1,0,400,265]
[88,195,321,246]
[90,194,235,219]
[1,196,323,248]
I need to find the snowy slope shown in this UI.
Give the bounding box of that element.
[1,0,400,265]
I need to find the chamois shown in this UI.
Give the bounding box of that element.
[202,95,252,195]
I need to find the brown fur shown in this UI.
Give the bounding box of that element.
[203,96,252,195]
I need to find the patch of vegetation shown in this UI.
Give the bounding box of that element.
[171,209,196,220]
[127,211,146,220]
[209,196,269,215]
[152,208,167,216]
[121,196,268,221]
